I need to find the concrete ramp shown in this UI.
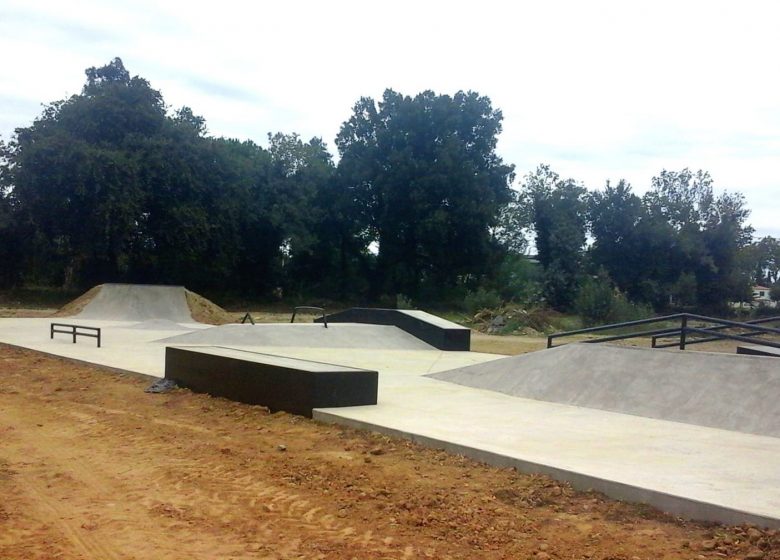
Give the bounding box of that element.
[157,323,435,350]
[77,284,193,322]
[428,344,780,438]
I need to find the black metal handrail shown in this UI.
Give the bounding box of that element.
[50,323,101,347]
[547,313,780,351]
[651,316,780,348]
[291,306,327,328]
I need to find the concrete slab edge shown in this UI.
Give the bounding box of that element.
[0,342,158,383]
[312,409,780,529]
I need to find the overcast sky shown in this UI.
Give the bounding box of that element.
[1,0,778,237]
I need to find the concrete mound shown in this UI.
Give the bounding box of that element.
[156,323,435,350]
[75,284,194,322]
[428,344,780,438]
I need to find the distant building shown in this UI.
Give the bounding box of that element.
[753,285,777,308]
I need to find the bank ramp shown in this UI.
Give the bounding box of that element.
[428,343,780,438]
[76,284,194,322]
[157,323,435,350]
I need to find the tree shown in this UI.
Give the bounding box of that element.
[521,165,587,309]
[6,58,164,287]
[0,141,21,287]
[643,168,753,310]
[587,180,645,298]
[1,58,299,294]
[770,282,780,303]
[336,89,514,300]
[746,236,780,286]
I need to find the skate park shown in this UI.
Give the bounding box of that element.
[1,283,780,528]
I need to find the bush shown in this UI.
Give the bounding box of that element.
[395,293,414,310]
[574,276,614,326]
[463,288,502,315]
[494,254,541,304]
[608,293,653,323]
[575,271,653,326]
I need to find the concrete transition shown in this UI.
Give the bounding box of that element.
[316,307,470,350]
[77,283,193,322]
[165,346,378,417]
[428,343,780,438]
[157,323,435,351]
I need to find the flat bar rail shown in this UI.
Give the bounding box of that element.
[50,323,101,347]
[547,313,780,350]
[290,306,327,328]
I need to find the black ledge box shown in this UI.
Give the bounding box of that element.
[165,346,378,418]
[315,308,470,351]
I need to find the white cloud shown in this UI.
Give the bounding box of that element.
[1,0,778,236]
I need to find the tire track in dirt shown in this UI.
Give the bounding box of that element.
[2,389,435,559]
[16,474,126,560]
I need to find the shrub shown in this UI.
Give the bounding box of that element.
[463,288,502,315]
[608,293,653,323]
[395,293,414,310]
[574,276,614,326]
[494,254,542,304]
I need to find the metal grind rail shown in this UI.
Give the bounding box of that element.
[651,315,780,348]
[290,306,328,328]
[547,313,780,351]
[50,323,101,347]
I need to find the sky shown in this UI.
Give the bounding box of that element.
[1,0,778,237]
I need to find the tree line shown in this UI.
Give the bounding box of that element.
[0,58,775,314]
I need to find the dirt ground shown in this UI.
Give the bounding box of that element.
[1,345,779,560]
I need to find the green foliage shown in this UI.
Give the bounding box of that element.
[671,271,698,308]
[770,283,780,302]
[574,273,615,326]
[608,294,653,324]
[336,89,514,299]
[463,287,502,315]
[2,59,328,295]
[493,253,541,303]
[744,236,780,286]
[521,165,587,310]
[395,294,414,310]
[0,58,764,316]
[575,272,653,326]
[585,169,754,311]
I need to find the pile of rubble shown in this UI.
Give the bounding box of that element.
[469,306,556,336]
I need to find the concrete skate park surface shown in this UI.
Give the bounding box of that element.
[429,343,780,437]
[1,284,780,527]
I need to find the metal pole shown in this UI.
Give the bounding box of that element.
[680,315,687,350]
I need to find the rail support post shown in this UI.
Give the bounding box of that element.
[679,315,687,350]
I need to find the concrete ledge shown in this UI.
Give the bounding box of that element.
[313,410,780,528]
[166,346,378,417]
[316,308,470,351]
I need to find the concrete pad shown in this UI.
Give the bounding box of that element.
[157,323,436,350]
[0,317,205,377]
[429,344,780,438]
[77,283,193,322]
